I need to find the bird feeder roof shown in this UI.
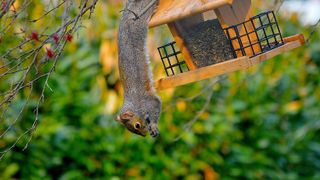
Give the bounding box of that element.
[149,0,234,28]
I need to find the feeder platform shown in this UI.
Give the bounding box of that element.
[155,34,305,90]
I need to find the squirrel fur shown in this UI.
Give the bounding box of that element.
[117,0,161,137]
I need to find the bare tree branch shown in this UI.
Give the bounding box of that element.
[0,0,100,160]
[173,76,225,142]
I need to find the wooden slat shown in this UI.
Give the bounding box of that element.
[155,56,251,90]
[283,34,305,45]
[250,40,302,65]
[149,0,233,28]
[155,35,304,90]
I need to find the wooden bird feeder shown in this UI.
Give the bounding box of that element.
[149,0,305,90]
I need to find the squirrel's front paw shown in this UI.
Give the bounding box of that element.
[148,123,159,138]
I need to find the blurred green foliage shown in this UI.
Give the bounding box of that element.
[0,0,320,179]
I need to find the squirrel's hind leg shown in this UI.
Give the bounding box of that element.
[135,0,158,20]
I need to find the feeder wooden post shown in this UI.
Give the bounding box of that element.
[215,0,261,57]
[168,23,198,70]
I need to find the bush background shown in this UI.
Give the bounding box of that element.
[0,0,320,179]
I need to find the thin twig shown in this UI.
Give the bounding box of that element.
[29,0,67,22]
[172,77,222,142]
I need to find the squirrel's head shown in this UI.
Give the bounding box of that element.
[116,111,148,137]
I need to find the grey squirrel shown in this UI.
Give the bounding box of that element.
[116,0,161,137]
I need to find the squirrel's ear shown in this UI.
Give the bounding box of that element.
[116,114,129,124]
[120,111,134,120]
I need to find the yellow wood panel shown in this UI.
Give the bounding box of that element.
[149,0,233,28]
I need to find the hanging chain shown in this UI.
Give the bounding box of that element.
[274,0,285,14]
[272,0,320,45]
[305,18,320,44]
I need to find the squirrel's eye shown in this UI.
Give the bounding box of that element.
[134,122,141,129]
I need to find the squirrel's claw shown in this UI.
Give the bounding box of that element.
[148,123,159,138]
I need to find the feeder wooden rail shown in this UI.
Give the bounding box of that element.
[155,34,305,90]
